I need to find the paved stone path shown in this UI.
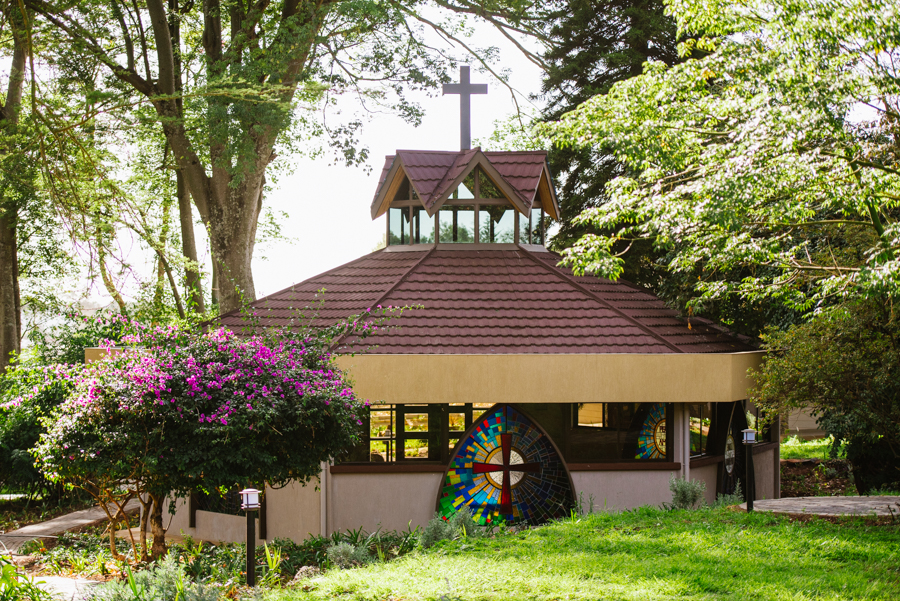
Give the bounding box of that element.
[0,499,140,554]
[35,576,101,601]
[740,495,900,517]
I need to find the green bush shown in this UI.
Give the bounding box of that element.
[420,507,483,549]
[668,475,707,510]
[87,556,220,601]
[325,543,371,569]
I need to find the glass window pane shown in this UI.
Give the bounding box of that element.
[690,403,711,456]
[531,208,543,245]
[479,169,502,198]
[577,403,606,427]
[479,205,515,243]
[403,412,429,433]
[404,439,430,459]
[453,178,474,200]
[449,412,466,432]
[439,206,475,243]
[389,207,409,245]
[370,439,393,462]
[412,207,434,244]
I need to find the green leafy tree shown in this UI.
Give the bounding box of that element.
[539,0,679,252]
[753,301,900,492]
[544,0,900,310]
[24,0,552,315]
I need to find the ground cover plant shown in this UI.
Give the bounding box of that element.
[264,506,900,601]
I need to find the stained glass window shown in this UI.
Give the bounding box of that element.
[635,403,668,459]
[438,404,574,525]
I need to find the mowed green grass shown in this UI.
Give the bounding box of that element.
[780,436,833,460]
[269,507,900,601]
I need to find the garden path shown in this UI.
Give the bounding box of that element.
[35,575,100,601]
[0,500,139,554]
[740,496,900,517]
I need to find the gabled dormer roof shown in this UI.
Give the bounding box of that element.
[370,149,560,220]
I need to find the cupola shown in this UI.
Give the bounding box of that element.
[370,66,559,248]
[371,148,560,247]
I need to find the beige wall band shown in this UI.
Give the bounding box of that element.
[335,352,764,406]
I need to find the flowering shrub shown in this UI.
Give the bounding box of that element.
[32,305,403,559]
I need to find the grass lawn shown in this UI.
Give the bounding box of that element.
[268,507,900,601]
[780,436,833,460]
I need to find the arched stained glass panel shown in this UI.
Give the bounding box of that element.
[635,402,667,459]
[437,405,573,525]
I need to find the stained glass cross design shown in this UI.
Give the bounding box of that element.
[472,433,540,514]
[442,66,487,151]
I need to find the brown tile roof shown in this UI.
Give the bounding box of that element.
[221,247,755,355]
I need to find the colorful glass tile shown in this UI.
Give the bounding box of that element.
[635,402,667,459]
[437,405,574,525]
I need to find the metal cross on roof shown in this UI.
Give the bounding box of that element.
[442,66,488,151]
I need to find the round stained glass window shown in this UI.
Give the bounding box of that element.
[635,402,667,459]
[437,405,574,525]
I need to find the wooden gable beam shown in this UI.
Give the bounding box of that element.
[428,151,530,216]
[371,158,410,219]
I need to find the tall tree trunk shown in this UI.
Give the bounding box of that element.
[0,24,27,371]
[177,170,205,313]
[168,0,205,315]
[148,493,167,559]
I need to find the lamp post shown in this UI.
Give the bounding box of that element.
[741,429,756,511]
[240,488,260,587]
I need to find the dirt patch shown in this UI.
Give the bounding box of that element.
[781,458,855,497]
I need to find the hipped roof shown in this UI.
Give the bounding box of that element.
[370,149,560,220]
[220,247,755,355]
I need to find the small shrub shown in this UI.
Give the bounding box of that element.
[668,475,706,510]
[420,507,482,548]
[714,481,744,508]
[325,542,370,569]
[420,514,454,549]
[87,556,221,601]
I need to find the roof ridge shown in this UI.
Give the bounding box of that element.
[331,245,438,350]
[515,247,684,353]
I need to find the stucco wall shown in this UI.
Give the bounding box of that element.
[571,470,676,511]
[753,448,777,500]
[691,464,719,506]
[265,481,321,541]
[328,473,443,534]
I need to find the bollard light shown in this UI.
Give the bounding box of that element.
[240,488,261,511]
[742,428,756,444]
[240,488,261,587]
[741,429,756,512]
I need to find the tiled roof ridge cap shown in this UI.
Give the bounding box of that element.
[517,247,684,353]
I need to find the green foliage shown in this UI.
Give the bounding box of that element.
[667,474,706,510]
[713,481,743,508]
[0,554,51,601]
[0,361,81,495]
[544,0,900,311]
[754,301,900,492]
[87,556,221,601]
[420,507,483,549]
[325,543,371,570]
[261,506,900,600]
[539,0,680,251]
